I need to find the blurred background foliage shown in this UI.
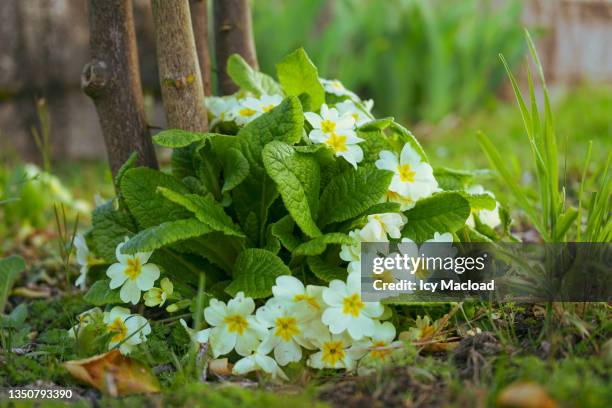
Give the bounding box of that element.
[253,0,526,123]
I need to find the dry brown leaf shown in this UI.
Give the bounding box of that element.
[63,350,160,396]
[209,358,233,376]
[496,382,557,408]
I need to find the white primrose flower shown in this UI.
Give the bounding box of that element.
[233,94,283,125]
[68,307,102,339]
[106,240,160,305]
[340,229,363,274]
[271,275,324,319]
[204,292,267,357]
[335,100,373,127]
[74,233,101,289]
[305,104,364,168]
[348,320,400,365]
[465,185,502,229]
[375,143,438,207]
[206,95,237,126]
[233,344,288,380]
[256,300,326,366]
[307,331,355,370]
[359,212,407,241]
[103,306,151,354]
[143,277,173,307]
[399,232,456,280]
[322,271,384,340]
[179,319,211,344]
[320,78,359,100]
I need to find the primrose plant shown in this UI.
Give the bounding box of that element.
[71,48,508,377]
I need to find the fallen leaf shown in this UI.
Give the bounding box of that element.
[63,350,160,396]
[209,358,233,376]
[11,286,51,298]
[496,382,557,408]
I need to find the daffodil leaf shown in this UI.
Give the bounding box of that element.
[390,121,428,162]
[83,280,122,306]
[402,192,471,242]
[306,256,347,282]
[226,249,291,298]
[318,166,393,226]
[270,215,301,251]
[153,129,219,148]
[276,48,325,111]
[293,233,355,257]
[262,141,321,238]
[232,97,303,244]
[158,188,245,238]
[91,202,137,262]
[0,255,25,313]
[227,54,282,97]
[121,168,191,229]
[121,219,211,254]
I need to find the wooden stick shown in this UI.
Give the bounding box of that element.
[151,0,208,132]
[190,0,213,96]
[82,0,158,178]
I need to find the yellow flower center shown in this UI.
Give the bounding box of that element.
[332,81,343,90]
[370,341,392,361]
[415,264,430,281]
[398,164,416,183]
[108,317,128,343]
[125,258,142,281]
[262,104,275,113]
[372,270,396,284]
[321,119,336,133]
[322,340,345,366]
[274,316,300,341]
[325,133,348,153]
[293,294,320,310]
[342,293,365,317]
[224,315,249,335]
[352,113,359,122]
[239,108,257,117]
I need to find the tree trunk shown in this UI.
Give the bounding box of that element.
[151,0,208,132]
[82,0,158,178]
[213,0,258,95]
[190,0,212,96]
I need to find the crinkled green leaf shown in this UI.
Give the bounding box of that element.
[227,54,282,97]
[358,128,394,165]
[174,233,241,273]
[459,192,497,211]
[307,256,347,282]
[153,129,217,148]
[121,219,211,254]
[92,202,137,262]
[0,255,25,312]
[121,168,191,229]
[193,142,222,199]
[433,167,481,191]
[83,280,122,306]
[263,141,321,237]
[390,121,428,162]
[158,188,245,238]
[210,134,250,193]
[232,97,303,243]
[358,117,394,131]
[225,249,291,298]
[402,192,471,242]
[318,166,392,226]
[293,233,354,257]
[276,48,325,111]
[271,215,301,251]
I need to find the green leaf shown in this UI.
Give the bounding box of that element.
[293,233,354,257]
[83,280,122,306]
[402,192,471,242]
[271,216,301,251]
[115,152,138,188]
[0,256,25,313]
[153,129,217,148]
[121,168,191,229]
[433,167,478,191]
[92,202,137,262]
[158,188,245,238]
[358,128,394,165]
[263,141,321,237]
[307,256,347,282]
[318,166,392,226]
[460,192,497,211]
[358,117,394,131]
[227,54,282,97]
[121,219,211,254]
[276,48,325,111]
[226,249,291,298]
[390,121,428,162]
